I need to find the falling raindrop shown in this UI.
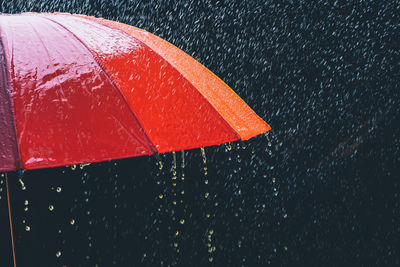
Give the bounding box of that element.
[226,142,232,151]
[49,205,54,211]
[56,251,61,258]
[70,219,75,225]
[19,178,26,190]
[172,151,177,171]
[200,147,207,164]
[181,150,185,169]
[25,226,30,231]
[155,154,164,170]
[56,187,62,193]
[200,147,217,259]
[71,165,77,171]
[80,163,91,169]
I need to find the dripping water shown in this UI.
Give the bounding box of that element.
[200,147,216,262]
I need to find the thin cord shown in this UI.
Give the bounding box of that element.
[5,173,17,267]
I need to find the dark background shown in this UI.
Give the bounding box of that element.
[0,0,399,266]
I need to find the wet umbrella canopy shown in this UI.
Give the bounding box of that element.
[0,12,270,171]
[0,11,271,267]
[0,1,399,267]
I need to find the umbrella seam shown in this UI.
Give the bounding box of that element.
[74,14,242,141]
[0,24,22,170]
[38,15,158,154]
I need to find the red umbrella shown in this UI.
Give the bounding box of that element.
[0,12,270,171]
[0,12,270,266]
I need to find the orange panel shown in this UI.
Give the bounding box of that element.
[76,14,271,140]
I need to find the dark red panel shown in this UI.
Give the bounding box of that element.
[0,36,19,171]
[0,15,154,170]
[43,14,239,153]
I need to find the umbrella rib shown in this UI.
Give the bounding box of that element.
[0,28,22,170]
[38,15,158,154]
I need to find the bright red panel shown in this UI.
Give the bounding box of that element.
[0,38,19,171]
[0,15,154,170]
[43,14,239,153]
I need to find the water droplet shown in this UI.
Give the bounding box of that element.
[205,192,209,198]
[159,194,164,199]
[157,160,163,170]
[200,147,207,164]
[24,200,29,205]
[209,229,214,235]
[179,219,185,224]
[175,231,179,236]
[283,213,288,219]
[49,205,54,211]
[172,151,177,169]
[56,251,61,258]
[19,178,26,190]
[209,257,214,262]
[25,226,30,231]
[181,150,185,168]
[173,243,178,247]
[70,219,75,225]
[226,143,233,151]
[80,163,91,169]
[56,187,62,193]
[71,165,77,170]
